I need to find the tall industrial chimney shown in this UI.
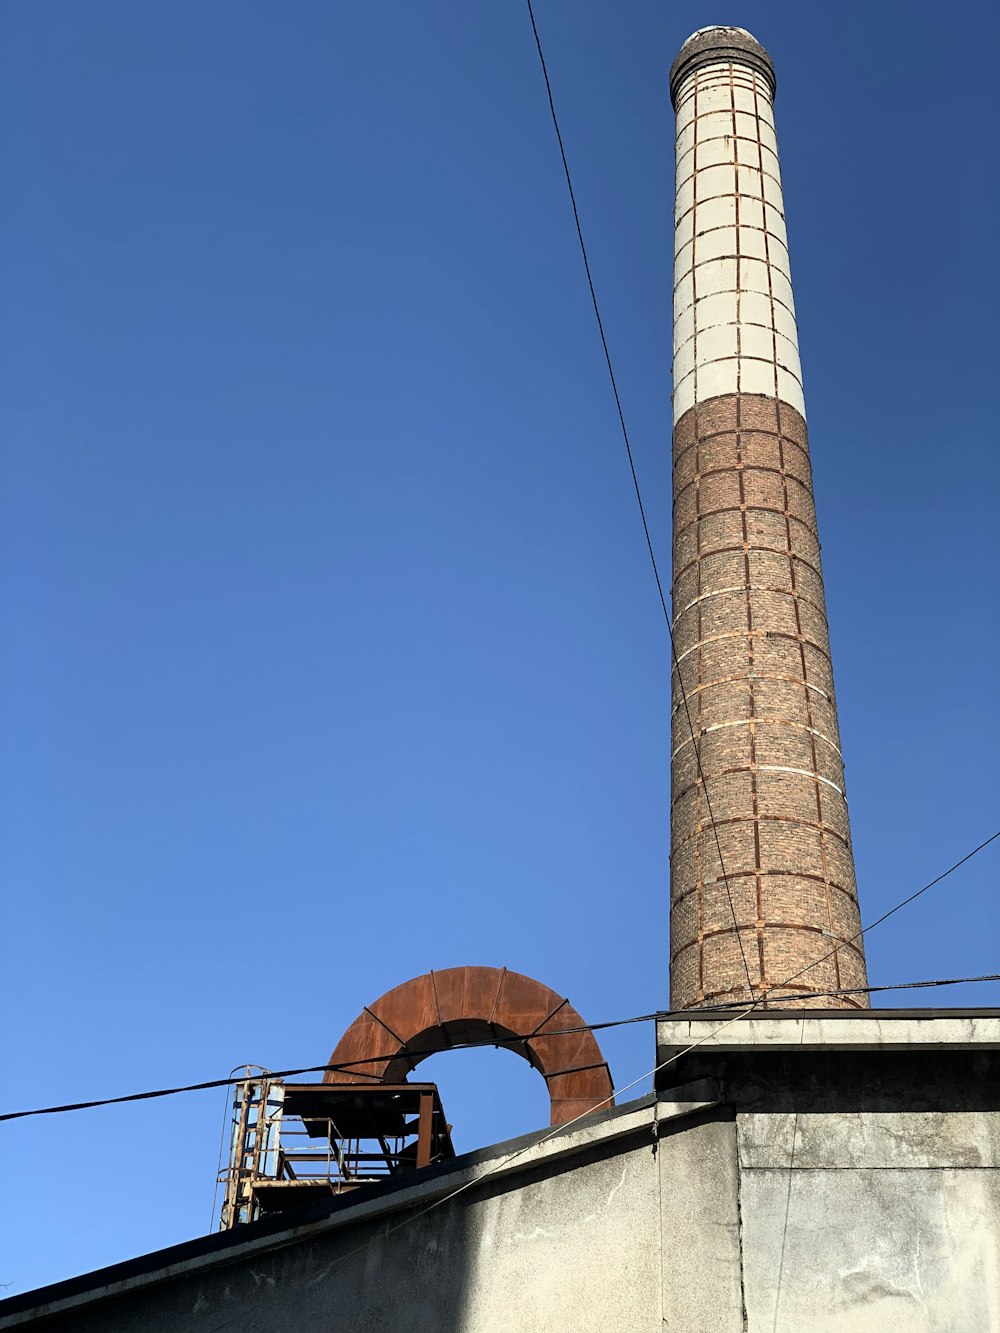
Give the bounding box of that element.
[668,28,868,1010]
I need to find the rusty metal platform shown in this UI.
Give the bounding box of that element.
[219,1076,454,1228]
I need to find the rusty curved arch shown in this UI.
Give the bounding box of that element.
[324,966,614,1126]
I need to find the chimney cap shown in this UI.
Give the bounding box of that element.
[669,26,776,107]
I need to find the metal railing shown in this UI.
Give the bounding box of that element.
[218,1075,454,1229]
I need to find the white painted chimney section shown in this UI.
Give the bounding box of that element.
[671,27,805,423]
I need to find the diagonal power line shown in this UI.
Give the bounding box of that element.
[524,0,757,999]
[6,822,996,1124]
[764,828,1000,999]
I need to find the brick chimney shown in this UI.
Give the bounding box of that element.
[668,27,869,1010]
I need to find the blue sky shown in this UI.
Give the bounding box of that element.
[1,0,997,1295]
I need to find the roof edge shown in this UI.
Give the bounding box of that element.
[0,1086,717,1328]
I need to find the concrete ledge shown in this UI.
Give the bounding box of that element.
[657,1008,1000,1066]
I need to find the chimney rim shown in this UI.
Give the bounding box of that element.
[669,26,776,107]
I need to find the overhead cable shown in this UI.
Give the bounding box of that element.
[524,0,756,1000]
[759,828,1000,998]
[702,972,1000,1011]
[203,1000,761,1333]
[3,972,998,1125]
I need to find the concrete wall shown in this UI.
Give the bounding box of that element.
[658,1016,1000,1333]
[657,1083,1000,1332]
[4,1101,672,1333]
[6,1017,1000,1332]
[50,1139,660,1333]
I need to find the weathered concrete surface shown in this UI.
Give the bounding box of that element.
[42,1146,662,1333]
[4,1014,1000,1332]
[738,1107,1000,1169]
[659,1011,1000,1332]
[458,1144,660,1333]
[659,1112,745,1333]
[2,1092,714,1332]
[741,1167,1000,1332]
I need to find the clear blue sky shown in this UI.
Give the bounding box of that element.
[1,0,997,1296]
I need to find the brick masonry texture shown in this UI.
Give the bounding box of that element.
[669,391,869,1009]
[669,34,868,1010]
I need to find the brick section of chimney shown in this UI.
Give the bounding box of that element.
[668,28,869,1010]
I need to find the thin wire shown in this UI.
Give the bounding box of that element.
[701,972,1000,1011]
[4,970,999,1125]
[204,1001,760,1333]
[5,967,999,1320]
[763,828,1000,998]
[0,1019,644,1124]
[770,1018,806,1332]
[204,950,1000,1329]
[524,0,756,1000]
[0,1037,594,1124]
[4,822,997,1125]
